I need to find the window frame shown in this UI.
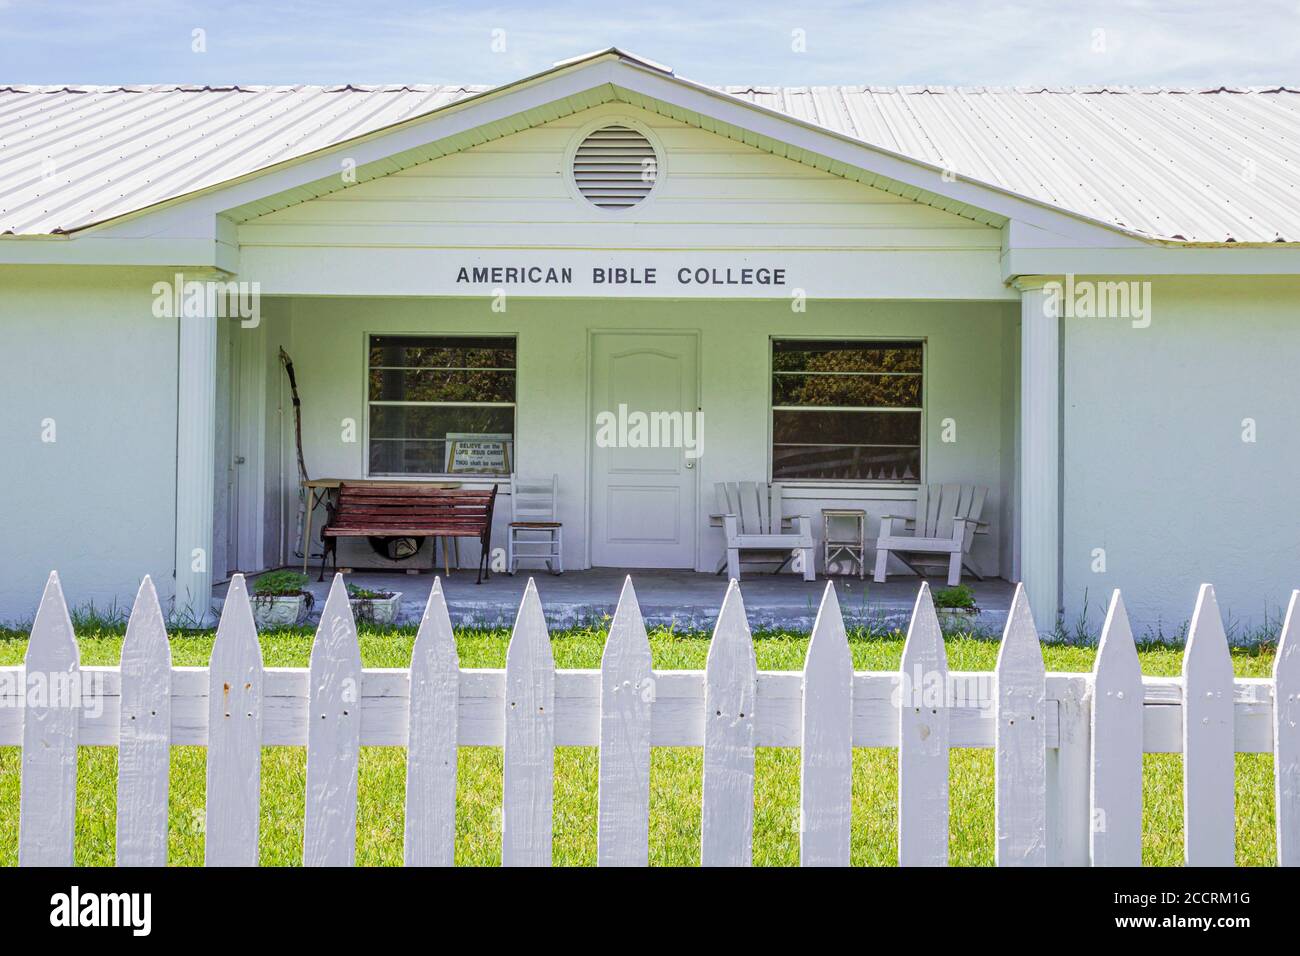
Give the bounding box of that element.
[767,335,927,486]
[363,331,518,480]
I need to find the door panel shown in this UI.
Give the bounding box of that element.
[214,317,269,579]
[590,332,699,568]
[213,320,235,579]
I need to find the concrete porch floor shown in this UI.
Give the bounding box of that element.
[215,566,1015,632]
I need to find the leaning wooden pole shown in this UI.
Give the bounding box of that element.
[280,347,310,559]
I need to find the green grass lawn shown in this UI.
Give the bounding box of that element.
[0,626,1280,866]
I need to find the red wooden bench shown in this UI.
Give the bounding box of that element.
[320,483,498,583]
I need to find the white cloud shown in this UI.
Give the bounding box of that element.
[0,0,1295,87]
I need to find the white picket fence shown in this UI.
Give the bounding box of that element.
[6,570,1298,866]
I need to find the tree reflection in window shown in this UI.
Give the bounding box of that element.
[772,339,922,482]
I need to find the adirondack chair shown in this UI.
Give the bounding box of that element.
[872,483,988,587]
[715,481,816,581]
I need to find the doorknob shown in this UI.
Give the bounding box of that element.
[684,460,695,469]
[234,455,246,465]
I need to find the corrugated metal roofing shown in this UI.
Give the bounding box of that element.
[1,79,1298,242]
[723,85,1300,244]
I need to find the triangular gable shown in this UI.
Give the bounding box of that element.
[238,101,1001,256]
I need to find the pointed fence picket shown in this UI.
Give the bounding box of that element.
[1274,591,1299,867]
[1183,584,1236,866]
[701,580,758,867]
[18,572,81,867]
[502,580,555,866]
[404,577,460,867]
[304,575,363,866]
[116,576,172,867]
[9,570,1297,867]
[597,578,654,866]
[800,582,853,866]
[1089,591,1144,867]
[204,574,265,866]
[995,584,1047,866]
[898,582,950,866]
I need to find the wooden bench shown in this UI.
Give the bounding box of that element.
[320,483,498,583]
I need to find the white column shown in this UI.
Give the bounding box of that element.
[1019,283,1061,632]
[175,309,219,626]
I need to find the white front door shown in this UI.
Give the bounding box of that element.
[214,317,269,579]
[590,332,699,568]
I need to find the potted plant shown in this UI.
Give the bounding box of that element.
[250,570,313,628]
[347,583,403,625]
[932,584,979,630]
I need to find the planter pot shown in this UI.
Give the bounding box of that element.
[936,607,979,631]
[350,592,402,625]
[252,594,307,629]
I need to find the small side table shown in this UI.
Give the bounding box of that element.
[822,508,867,579]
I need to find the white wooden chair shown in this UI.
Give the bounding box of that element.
[872,483,988,587]
[507,474,562,574]
[715,481,816,582]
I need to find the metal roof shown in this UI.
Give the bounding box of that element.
[1,76,1298,242]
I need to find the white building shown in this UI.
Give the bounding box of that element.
[1,49,1297,633]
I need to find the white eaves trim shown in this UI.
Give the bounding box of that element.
[1003,244,1300,278]
[553,47,673,74]
[998,220,1300,279]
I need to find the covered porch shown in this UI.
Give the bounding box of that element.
[187,286,1065,633]
[192,291,1047,634]
[215,567,1016,632]
[165,69,1074,635]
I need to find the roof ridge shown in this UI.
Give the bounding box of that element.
[720,84,1300,95]
[0,83,491,94]
[4,83,1300,95]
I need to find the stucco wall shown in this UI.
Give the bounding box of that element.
[1062,277,1300,637]
[278,296,1016,579]
[0,267,179,623]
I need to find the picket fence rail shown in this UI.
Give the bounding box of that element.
[6,570,1298,867]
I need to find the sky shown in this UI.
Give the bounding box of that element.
[1,0,1297,88]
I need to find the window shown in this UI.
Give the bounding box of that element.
[367,335,515,477]
[771,338,923,482]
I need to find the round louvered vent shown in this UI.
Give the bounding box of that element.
[571,125,658,209]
